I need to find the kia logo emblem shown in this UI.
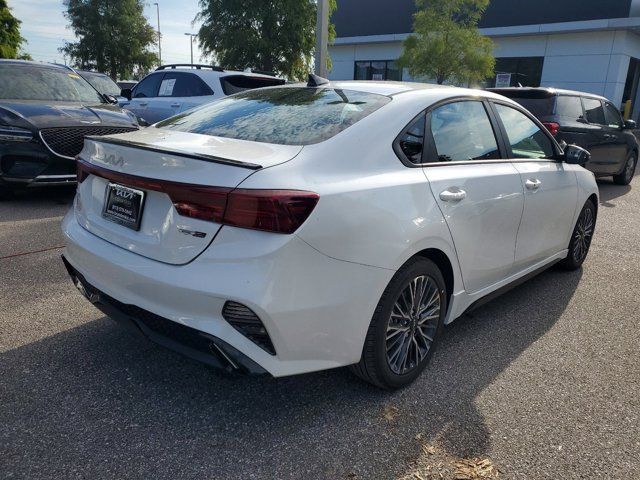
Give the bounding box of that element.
[115,188,134,199]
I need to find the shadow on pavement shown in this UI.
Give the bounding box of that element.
[0,186,76,223]
[0,266,582,479]
[597,179,632,206]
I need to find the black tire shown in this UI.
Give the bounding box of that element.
[613,151,637,185]
[559,200,596,270]
[0,185,14,200]
[350,257,447,390]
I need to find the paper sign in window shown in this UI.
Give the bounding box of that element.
[159,78,176,96]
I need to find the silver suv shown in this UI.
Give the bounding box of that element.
[120,64,285,124]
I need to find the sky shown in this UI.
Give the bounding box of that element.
[10,0,206,69]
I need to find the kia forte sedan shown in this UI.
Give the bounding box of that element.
[62,79,598,389]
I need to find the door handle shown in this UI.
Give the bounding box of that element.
[525,179,541,190]
[439,187,466,202]
[171,103,181,108]
[138,102,148,107]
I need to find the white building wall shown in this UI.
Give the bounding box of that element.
[328,29,640,107]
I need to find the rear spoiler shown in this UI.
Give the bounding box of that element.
[85,136,263,170]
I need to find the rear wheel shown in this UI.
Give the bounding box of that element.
[613,152,637,185]
[351,258,446,390]
[559,200,596,270]
[0,185,14,200]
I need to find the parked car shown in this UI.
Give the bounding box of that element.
[119,64,286,124]
[117,80,138,91]
[62,78,597,389]
[77,70,123,102]
[488,87,639,185]
[0,60,139,196]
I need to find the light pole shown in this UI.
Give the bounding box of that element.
[184,33,197,65]
[154,2,161,65]
[314,0,329,77]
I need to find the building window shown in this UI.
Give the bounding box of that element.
[488,57,544,87]
[354,60,402,81]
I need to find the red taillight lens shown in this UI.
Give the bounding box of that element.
[224,189,320,234]
[76,156,89,183]
[76,158,319,234]
[542,122,560,137]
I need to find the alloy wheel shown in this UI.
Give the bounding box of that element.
[572,206,594,263]
[386,275,441,375]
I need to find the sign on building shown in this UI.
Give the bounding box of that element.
[495,73,512,88]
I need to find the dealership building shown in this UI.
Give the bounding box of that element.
[329,0,640,119]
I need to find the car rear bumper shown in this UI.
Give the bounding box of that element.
[62,209,393,377]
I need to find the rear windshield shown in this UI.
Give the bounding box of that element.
[80,71,121,96]
[0,64,104,103]
[156,87,391,145]
[503,96,555,117]
[220,75,286,95]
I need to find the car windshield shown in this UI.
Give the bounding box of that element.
[0,64,104,103]
[81,72,121,96]
[156,87,391,145]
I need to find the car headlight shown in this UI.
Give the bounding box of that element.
[0,126,33,142]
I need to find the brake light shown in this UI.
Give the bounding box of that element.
[76,158,319,233]
[224,189,319,234]
[542,122,560,137]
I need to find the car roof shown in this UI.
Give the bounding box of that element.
[0,59,72,71]
[149,65,282,80]
[487,86,608,102]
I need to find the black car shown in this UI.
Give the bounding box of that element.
[0,60,139,196]
[488,87,639,185]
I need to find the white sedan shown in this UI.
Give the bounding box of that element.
[62,78,598,389]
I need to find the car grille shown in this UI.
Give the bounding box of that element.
[39,126,137,159]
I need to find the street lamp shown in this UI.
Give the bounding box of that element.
[315,0,329,77]
[184,33,197,65]
[154,2,161,65]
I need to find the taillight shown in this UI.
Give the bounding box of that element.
[76,158,319,234]
[76,155,89,183]
[542,122,560,137]
[224,189,319,234]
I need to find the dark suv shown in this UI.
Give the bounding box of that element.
[488,87,639,185]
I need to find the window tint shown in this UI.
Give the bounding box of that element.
[133,73,162,98]
[156,87,390,145]
[556,96,583,121]
[80,72,121,96]
[397,115,425,164]
[220,75,285,95]
[429,101,499,162]
[603,102,623,128]
[158,72,213,97]
[494,104,554,159]
[504,96,554,117]
[583,98,606,125]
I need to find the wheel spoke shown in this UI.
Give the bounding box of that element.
[385,274,442,375]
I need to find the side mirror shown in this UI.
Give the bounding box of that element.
[624,119,636,130]
[103,94,118,104]
[121,88,132,101]
[564,144,590,165]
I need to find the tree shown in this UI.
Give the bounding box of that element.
[61,0,158,79]
[0,0,31,59]
[398,0,494,85]
[195,0,336,81]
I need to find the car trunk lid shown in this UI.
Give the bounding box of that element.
[74,128,302,265]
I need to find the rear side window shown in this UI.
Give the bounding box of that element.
[556,96,583,121]
[429,101,500,162]
[603,102,623,128]
[494,104,554,159]
[156,87,390,145]
[583,98,606,125]
[397,115,426,164]
[220,75,286,95]
[158,72,213,97]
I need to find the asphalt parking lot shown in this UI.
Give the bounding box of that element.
[1,175,639,480]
